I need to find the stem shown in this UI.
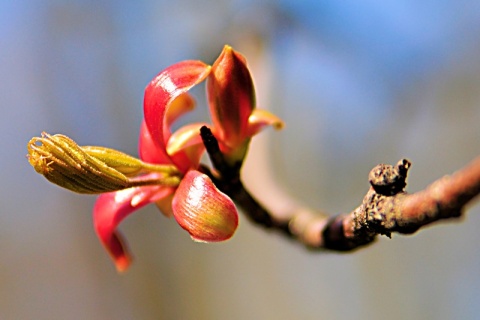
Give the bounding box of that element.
[200,125,480,251]
[128,175,181,188]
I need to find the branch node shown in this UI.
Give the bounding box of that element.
[200,126,241,180]
[369,159,411,195]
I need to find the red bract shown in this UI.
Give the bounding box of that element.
[167,46,284,164]
[207,46,254,153]
[93,45,283,272]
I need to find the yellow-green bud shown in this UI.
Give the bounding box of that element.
[27,132,181,194]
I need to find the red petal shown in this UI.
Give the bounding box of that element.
[139,120,171,165]
[144,60,211,152]
[207,45,255,149]
[172,170,238,242]
[93,185,172,272]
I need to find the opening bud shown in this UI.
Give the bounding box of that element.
[27,132,181,194]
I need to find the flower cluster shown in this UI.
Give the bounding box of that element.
[27,45,283,272]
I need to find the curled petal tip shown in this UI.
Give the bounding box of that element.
[115,255,132,273]
[97,229,133,273]
[247,109,285,137]
[172,170,238,242]
[144,60,211,151]
[93,188,161,272]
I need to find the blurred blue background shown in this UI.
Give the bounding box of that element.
[2,1,480,319]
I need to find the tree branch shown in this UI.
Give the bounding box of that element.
[200,126,480,252]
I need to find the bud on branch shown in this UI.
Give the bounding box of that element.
[27,132,181,194]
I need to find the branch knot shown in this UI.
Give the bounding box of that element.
[369,159,411,195]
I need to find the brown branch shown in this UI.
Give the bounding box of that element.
[200,126,480,252]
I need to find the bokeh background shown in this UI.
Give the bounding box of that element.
[2,1,480,319]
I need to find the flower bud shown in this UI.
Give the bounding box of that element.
[27,132,180,194]
[207,45,256,160]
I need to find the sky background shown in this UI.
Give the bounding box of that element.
[2,1,480,319]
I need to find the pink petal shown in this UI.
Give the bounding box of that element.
[93,185,173,272]
[246,109,285,137]
[172,170,238,242]
[144,60,211,152]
